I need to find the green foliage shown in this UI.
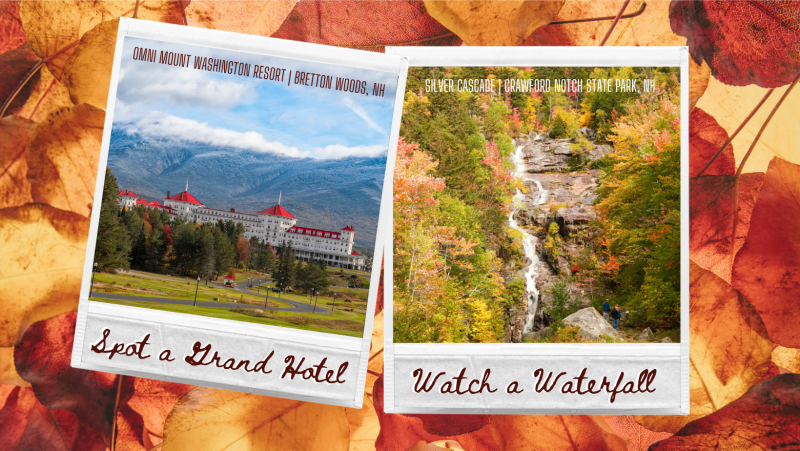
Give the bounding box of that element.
[549,115,568,139]
[568,137,593,171]
[547,277,582,321]
[94,170,131,272]
[595,74,681,330]
[544,221,562,262]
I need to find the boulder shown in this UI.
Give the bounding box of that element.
[526,326,553,342]
[563,307,622,341]
[659,337,673,343]
[638,327,655,342]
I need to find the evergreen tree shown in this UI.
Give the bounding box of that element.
[94,169,131,272]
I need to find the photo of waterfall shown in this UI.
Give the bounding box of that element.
[393,65,682,344]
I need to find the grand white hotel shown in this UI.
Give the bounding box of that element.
[119,182,367,270]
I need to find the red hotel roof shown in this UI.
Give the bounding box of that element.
[119,190,137,197]
[224,275,235,279]
[256,204,296,219]
[166,190,203,205]
[341,225,354,231]
[351,251,360,256]
[286,226,340,239]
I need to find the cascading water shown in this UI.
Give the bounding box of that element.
[507,140,549,336]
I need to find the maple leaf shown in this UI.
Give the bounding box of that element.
[423,0,565,46]
[732,157,800,348]
[689,108,735,177]
[689,174,763,282]
[0,204,88,347]
[162,387,350,451]
[0,385,106,451]
[14,312,135,446]
[636,262,772,433]
[0,115,36,209]
[272,0,461,51]
[603,415,672,451]
[525,0,683,47]
[670,0,800,88]
[650,374,800,450]
[185,0,296,36]
[0,1,27,54]
[25,103,104,218]
[373,375,499,451]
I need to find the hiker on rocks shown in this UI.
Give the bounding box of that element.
[611,304,621,329]
[602,299,611,323]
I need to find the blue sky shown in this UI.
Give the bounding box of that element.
[113,37,399,159]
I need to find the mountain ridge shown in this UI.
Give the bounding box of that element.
[108,128,386,248]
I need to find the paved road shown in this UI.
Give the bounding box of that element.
[91,290,331,314]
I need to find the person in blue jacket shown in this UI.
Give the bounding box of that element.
[611,305,621,329]
[602,299,611,323]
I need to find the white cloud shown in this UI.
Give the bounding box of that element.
[119,112,385,159]
[312,144,387,159]
[117,64,249,108]
[342,97,387,137]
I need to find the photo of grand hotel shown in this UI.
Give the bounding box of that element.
[118,181,366,270]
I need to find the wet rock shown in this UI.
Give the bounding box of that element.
[638,327,655,341]
[659,336,673,343]
[563,307,622,341]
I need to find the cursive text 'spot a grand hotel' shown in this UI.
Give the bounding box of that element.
[118,181,367,271]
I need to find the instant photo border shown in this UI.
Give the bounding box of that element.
[71,18,408,409]
[383,46,689,414]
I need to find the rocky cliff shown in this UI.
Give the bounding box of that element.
[507,134,610,342]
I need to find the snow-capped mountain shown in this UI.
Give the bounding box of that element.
[107,129,386,248]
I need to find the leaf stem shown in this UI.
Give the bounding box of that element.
[110,375,124,451]
[0,60,43,117]
[550,2,646,25]
[729,73,800,269]
[600,0,632,46]
[695,88,775,178]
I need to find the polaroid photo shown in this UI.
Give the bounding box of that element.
[71,18,408,408]
[383,46,689,414]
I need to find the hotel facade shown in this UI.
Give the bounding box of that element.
[119,185,367,270]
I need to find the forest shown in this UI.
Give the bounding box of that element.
[93,170,332,294]
[393,66,681,343]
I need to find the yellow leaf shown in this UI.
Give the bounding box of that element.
[0,347,30,387]
[489,415,627,451]
[19,0,187,82]
[64,19,119,110]
[185,0,297,36]
[25,103,104,218]
[636,262,773,433]
[367,309,384,395]
[346,394,380,451]
[424,0,565,46]
[772,346,800,374]
[163,387,350,451]
[689,57,710,111]
[11,65,73,123]
[0,204,89,347]
[695,77,800,173]
[525,0,683,47]
[0,115,36,209]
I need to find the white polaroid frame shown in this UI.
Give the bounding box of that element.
[71,18,408,408]
[383,46,689,414]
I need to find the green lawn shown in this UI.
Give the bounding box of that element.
[330,286,368,300]
[251,282,368,313]
[93,272,290,308]
[90,298,362,337]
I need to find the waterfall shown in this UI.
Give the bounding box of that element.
[507,142,549,336]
